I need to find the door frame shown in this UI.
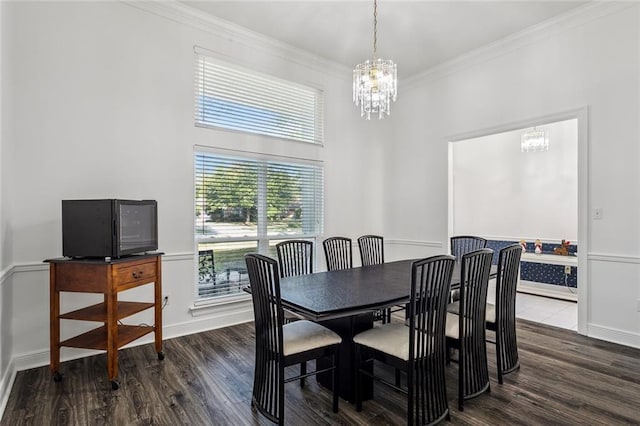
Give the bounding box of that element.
[446,106,589,334]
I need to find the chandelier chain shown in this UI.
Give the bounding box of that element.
[373,0,378,59]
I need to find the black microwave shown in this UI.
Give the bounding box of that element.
[62,199,158,258]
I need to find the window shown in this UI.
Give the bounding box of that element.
[195,151,324,299]
[194,48,324,145]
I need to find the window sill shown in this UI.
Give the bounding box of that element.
[189,293,252,317]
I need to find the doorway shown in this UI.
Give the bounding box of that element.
[447,108,588,334]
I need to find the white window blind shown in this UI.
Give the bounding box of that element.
[195,151,324,299]
[194,50,324,145]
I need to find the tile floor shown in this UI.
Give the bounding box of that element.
[487,281,578,331]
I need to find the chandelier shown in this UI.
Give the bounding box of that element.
[521,127,549,152]
[353,0,397,120]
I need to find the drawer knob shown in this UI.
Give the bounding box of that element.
[131,271,144,279]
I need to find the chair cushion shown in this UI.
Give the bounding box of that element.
[486,303,496,323]
[447,301,460,315]
[447,301,496,323]
[445,312,459,339]
[282,320,342,356]
[353,323,412,361]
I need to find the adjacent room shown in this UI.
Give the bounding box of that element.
[1,1,639,424]
[450,118,579,330]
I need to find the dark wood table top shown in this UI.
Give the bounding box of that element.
[280,259,495,321]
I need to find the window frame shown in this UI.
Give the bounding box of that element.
[194,46,325,146]
[194,148,324,302]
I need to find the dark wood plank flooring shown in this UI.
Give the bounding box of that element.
[3,319,640,425]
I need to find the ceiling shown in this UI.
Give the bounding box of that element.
[182,1,588,79]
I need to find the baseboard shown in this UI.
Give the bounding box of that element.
[518,280,577,302]
[0,359,16,420]
[587,323,640,350]
[5,304,254,376]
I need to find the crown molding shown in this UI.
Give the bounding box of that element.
[404,1,636,88]
[121,0,350,79]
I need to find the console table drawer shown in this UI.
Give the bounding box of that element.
[113,261,157,288]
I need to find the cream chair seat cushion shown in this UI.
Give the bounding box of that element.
[354,323,440,361]
[446,302,496,323]
[445,305,496,340]
[282,320,342,356]
[445,312,460,339]
[354,323,410,361]
[485,303,496,324]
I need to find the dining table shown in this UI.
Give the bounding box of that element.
[278,258,497,402]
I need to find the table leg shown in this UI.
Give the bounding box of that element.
[154,259,164,359]
[106,290,119,389]
[49,264,61,381]
[317,313,374,403]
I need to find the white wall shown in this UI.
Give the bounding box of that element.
[387,3,640,348]
[0,0,389,403]
[452,119,578,242]
[0,0,16,412]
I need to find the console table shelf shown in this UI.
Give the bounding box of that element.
[61,324,155,350]
[45,253,164,390]
[59,301,155,321]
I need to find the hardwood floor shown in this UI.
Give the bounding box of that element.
[2,319,640,425]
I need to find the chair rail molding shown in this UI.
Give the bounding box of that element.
[587,253,640,264]
[386,239,443,248]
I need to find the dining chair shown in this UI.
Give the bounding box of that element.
[276,239,314,278]
[445,248,494,411]
[486,244,522,384]
[358,235,384,267]
[449,236,488,302]
[323,236,353,271]
[357,235,393,323]
[275,239,314,383]
[450,236,488,261]
[245,253,341,426]
[353,255,456,425]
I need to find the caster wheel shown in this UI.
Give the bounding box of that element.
[110,379,120,390]
[158,351,165,361]
[52,372,62,382]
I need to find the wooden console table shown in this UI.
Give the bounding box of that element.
[45,253,164,390]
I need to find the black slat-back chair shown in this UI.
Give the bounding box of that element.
[450,236,488,261]
[357,235,392,323]
[449,236,487,302]
[276,240,313,278]
[323,236,353,271]
[358,235,384,267]
[245,253,341,426]
[486,244,522,384]
[275,239,314,385]
[353,255,456,425]
[445,248,494,411]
